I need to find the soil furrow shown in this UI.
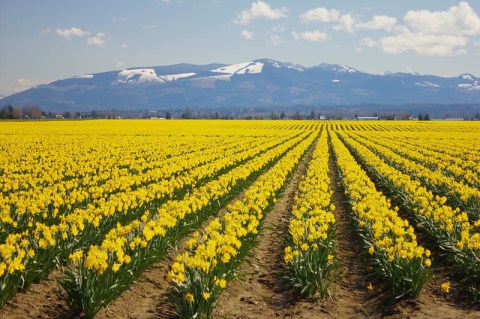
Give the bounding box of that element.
[325,137,375,318]
[213,140,332,319]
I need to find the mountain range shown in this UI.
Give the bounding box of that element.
[2,59,479,113]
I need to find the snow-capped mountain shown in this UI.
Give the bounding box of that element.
[2,59,479,112]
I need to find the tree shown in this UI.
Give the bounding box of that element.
[418,113,423,120]
[13,106,22,118]
[30,106,42,119]
[182,107,192,119]
[308,110,316,120]
[165,111,172,119]
[423,113,431,120]
[280,111,286,119]
[270,112,278,120]
[292,112,304,120]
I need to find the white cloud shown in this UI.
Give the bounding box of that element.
[143,25,158,30]
[379,32,467,56]
[300,7,355,33]
[121,43,128,49]
[332,14,355,33]
[292,30,327,42]
[356,15,397,32]
[376,2,480,57]
[55,27,90,40]
[235,1,287,25]
[404,1,480,36]
[268,35,282,46]
[2,79,43,95]
[16,79,39,90]
[116,62,125,68]
[240,30,254,40]
[87,33,106,47]
[361,37,378,48]
[46,26,106,48]
[301,8,340,23]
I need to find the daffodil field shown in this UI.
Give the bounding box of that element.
[1,120,479,318]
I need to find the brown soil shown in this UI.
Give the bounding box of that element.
[1,140,479,319]
[212,141,332,319]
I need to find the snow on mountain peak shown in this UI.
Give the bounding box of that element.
[458,73,479,88]
[315,63,358,74]
[211,61,264,76]
[73,74,94,79]
[118,68,163,83]
[285,62,305,71]
[415,81,440,88]
[337,65,357,73]
[461,73,475,81]
[117,68,195,84]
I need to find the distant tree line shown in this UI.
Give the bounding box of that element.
[0,105,42,119]
[2,104,479,121]
[418,113,431,121]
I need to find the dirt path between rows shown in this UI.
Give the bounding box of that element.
[212,140,335,319]
[323,141,375,318]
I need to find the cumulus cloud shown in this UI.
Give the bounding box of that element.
[356,15,397,32]
[300,7,355,33]
[301,7,340,23]
[379,33,467,56]
[361,37,378,48]
[44,26,107,47]
[240,30,254,40]
[87,33,106,47]
[55,27,89,40]
[332,14,355,33]
[377,1,480,56]
[268,35,282,46]
[292,30,327,42]
[2,79,43,95]
[404,1,480,36]
[235,1,287,25]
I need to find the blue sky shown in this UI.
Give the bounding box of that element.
[1,0,480,95]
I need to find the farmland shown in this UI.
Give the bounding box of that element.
[1,119,479,318]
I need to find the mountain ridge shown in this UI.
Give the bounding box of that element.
[2,59,479,112]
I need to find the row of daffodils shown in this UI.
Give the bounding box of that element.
[166,131,317,318]
[283,129,336,298]
[1,120,480,318]
[360,131,480,188]
[349,131,480,219]
[337,131,480,299]
[58,131,313,318]
[330,131,430,299]
[0,120,303,308]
